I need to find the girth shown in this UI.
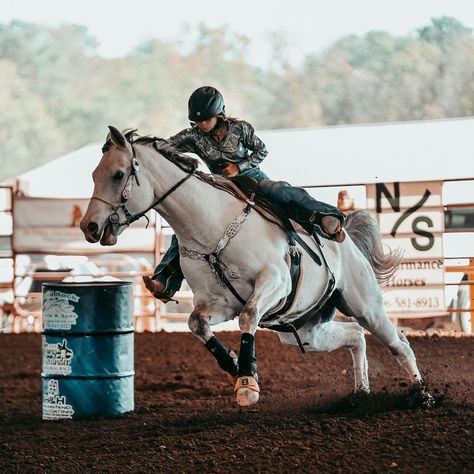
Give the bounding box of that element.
[259,271,336,353]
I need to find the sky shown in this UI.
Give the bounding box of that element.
[2,0,474,64]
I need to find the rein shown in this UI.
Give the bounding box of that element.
[91,134,250,304]
[91,139,194,230]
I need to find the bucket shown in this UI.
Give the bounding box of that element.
[41,281,134,419]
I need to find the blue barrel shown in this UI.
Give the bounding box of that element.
[41,281,134,420]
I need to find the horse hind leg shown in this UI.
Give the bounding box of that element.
[358,303,423,384]
[339,286,433,405]
[343,311,433,406]
[348,324,370,393]
[380,318,434,405]
[279,320,370,393]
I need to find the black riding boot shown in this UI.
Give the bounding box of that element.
[257,180,345,240]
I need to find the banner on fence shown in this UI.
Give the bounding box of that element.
[13,197,155,254]
[366,181,445,316]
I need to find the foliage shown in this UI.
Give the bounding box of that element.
[1,16,473,181]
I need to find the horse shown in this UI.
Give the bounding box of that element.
[80,126,432,408]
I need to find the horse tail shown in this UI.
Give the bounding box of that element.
[344,210,402,285]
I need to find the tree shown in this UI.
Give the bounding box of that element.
[0,60,65,182]
[1,16,474,181]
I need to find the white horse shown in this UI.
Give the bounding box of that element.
[81,126,432,408]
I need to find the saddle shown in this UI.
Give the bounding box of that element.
[196,172,338,352]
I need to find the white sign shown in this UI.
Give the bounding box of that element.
[43,290,79,330]
[390,259,444,286]
[381,236,444,260]
[42,379,74,420]
[377,211,444,235]
[367,181,445,315]
[367,181,442,210]
[43,339,74,375]
[382,288,445,314]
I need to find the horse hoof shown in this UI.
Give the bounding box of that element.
[234,376,260,407]
[354,386,370,395]
[420,388,435,408]
[236,388,260,407]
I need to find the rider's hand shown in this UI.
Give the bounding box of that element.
[222,163,240,178]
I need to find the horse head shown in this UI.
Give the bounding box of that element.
[80,126,156,246]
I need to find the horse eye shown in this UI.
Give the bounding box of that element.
[113,171,124,182]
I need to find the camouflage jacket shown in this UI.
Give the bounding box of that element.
[166,118,268,174]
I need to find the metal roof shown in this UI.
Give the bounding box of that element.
[17,117,474,197]
[259,117,474,187]
[18,144,102,198]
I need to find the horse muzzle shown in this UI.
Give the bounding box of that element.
[80,219,118,246]
[99,222,118,246]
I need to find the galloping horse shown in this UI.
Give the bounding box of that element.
[80,126,432,407]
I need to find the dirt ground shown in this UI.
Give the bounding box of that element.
[0,331,473,473]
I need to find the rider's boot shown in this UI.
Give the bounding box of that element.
[142,276,177,303]
[321,215,346,243]
[256,180,346,243]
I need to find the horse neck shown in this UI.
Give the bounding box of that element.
[142,147,242,250]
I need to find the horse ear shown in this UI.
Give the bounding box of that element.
[108,126,127,148]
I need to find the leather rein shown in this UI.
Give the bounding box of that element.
[90,137,252,305]
[91,138,194,231]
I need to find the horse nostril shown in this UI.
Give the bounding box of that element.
[87,222,98,233]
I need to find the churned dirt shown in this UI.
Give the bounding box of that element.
[0,331,473,473]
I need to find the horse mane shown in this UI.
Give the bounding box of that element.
[101,129,200,173]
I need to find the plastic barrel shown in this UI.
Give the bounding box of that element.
[41,281,134,420]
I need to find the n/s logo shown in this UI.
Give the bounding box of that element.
[376,182,434,252]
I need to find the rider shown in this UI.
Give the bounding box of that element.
[143,86,346,301]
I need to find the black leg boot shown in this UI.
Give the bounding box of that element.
[237,333,257,377]
[235,333,260,406]
[205,336,238,377]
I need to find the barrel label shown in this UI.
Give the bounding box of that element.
[43,339,74,375]
[43,290,80,330]
[42,380,75,420]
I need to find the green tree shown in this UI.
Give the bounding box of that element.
[0,59,65,182]
[1,16,474,181]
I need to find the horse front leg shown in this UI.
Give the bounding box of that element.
[187,303,238,379]
[235,265,290,407]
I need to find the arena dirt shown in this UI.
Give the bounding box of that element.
[0,332,473,473]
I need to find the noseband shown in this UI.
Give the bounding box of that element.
[91,138,194,231]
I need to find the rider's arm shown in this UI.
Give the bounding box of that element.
[166,128,198,154]
[237,121,269,172]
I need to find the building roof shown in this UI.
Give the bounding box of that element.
[259,117,474,187]
[17,117,474,197]
[17,144,102,198]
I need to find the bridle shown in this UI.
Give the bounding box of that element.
[90,137,194,231]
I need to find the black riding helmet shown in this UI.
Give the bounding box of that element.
[188,86,225,122]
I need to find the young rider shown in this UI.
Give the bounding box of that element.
[143,86,345,301]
